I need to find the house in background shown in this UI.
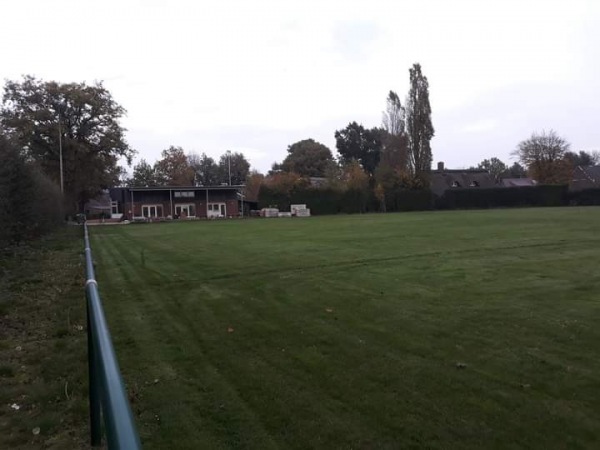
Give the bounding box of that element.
[500,178,536,187]
[570,165,600,191]
[108,185,242,220]
[430,162,496,197]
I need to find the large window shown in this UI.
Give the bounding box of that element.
[174,191,194,198]
[141,204,163,218]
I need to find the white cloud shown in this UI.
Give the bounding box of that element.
[0,0,598,173]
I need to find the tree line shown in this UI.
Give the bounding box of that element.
[1,66,599,248]
[260,63,435,210]
[128,147,251,187]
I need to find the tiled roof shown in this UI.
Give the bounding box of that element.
[580,165,600,183]
[501,178,536,187]
[431,170,496,196]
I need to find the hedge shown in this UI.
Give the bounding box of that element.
[257,182,600,216]
[258,185,433,215]
[436,185,569,209]
[569,188,600,206]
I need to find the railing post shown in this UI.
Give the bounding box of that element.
[87,300,102,446]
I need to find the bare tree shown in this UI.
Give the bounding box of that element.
[382,91,405,136]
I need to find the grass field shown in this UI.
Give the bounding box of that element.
[0,229,88,449]
[91,207,600,449]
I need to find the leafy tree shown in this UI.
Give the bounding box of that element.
[244,170,264,202]
[334,122,383,175]
[218,152,250,185]
[262,171,308,198]
[374,183,386,212]
[343,160,369,190]
[504,162,527,178]
[0,76,134,209]
[341,160,370,213]
[280,139,335,177]
[129,159,156,187]
[564,150,600,167]
[513,130,572,184]
[406,63,434,177]
[477,157,508,182]
[189,152,219,186]
[154,146,195,186]
[268,162,283,176]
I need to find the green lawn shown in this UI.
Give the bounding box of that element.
[0,228,88,449]
[91,207,600,449]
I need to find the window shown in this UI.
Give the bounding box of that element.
[175,204,195,217]
[111,201,119,214]
[141,205,163,218]
[207,203,226,217]
[451,181,461,188]
[174,191,194,198]
[469,180,480,187]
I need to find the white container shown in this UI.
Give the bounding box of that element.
[296,208,311,217]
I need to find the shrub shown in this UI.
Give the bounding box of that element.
[0,136,63,247]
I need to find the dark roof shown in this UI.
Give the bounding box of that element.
[501,178,536,187]
[118,185,244,191]
[431,169,496,196]
[570,165,600,191]
[579,165,600,183]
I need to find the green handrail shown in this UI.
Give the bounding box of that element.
[84,224,142,449]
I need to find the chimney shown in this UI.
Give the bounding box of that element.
[437,161,445,172]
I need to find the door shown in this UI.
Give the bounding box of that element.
[142,205,162,218]
[207,203,226,218]
[175,204,195,218]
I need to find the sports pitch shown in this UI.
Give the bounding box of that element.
[91,207,600,449]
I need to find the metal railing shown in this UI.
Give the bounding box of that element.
[84,224,142,449]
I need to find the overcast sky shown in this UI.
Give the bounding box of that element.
[1,0,598,172]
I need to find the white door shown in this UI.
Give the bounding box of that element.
[207,203,226,218]
[175,204,195,217]
[142,205,162,218]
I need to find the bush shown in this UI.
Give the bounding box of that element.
[0,136,63,247]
